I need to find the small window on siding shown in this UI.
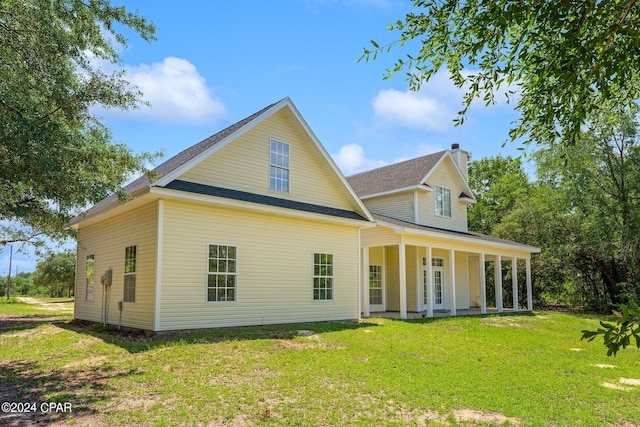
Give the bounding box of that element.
[123,245,136,303]
[313,253,333,300]
[435,186,451,217]
[207,244,237,302]
[86,255,95,302]
[270,139,289,193]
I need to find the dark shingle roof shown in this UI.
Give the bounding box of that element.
[346,151,447,197]
[372,213,540,251]
[75,100,281,220]
[163,180,368,221]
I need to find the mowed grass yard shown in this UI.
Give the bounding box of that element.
[0,299,639,426]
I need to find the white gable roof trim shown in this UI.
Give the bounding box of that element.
[421,151,476,202]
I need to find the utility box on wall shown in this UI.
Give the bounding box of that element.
[101,268,113,286]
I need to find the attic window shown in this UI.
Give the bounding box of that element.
[435,186,451,218]
[269,139,289,193]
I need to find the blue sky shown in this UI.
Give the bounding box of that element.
[3,0,526,274]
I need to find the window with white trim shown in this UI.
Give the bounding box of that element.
[207,244,237,302]
[123,245,136,303]
[269,139,289,193]
[313,253,333,300]
[86,255,94,302]
[435,186,452,217]
[369,265,382,305]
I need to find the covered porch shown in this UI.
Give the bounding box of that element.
[360,217,540,319]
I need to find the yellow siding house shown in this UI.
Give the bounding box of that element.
[71,98,374,332]
[71,98,540,332]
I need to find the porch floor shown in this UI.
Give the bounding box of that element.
[366,307,531,320]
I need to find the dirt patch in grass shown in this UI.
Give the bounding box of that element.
[601,382,633,391]
[592,364,617,369]
[0,314,68,334]
[0,360,139,427]
[453,408,521,426]
[481,317,535,329]
[619,378,640,386]
[62,355,110,369]
[276,336,346,350]
[17,297,73,311]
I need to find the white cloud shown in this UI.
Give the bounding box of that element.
[123,57,227,124]
[372,88,454,132]
[96,57,227,125]
[333,141,448,175]
[392,143,447,163]
[371,69,520,132]
[332,143,387,175]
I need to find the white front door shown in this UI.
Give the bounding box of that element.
[423,257,445,310]
[369,265,384,312]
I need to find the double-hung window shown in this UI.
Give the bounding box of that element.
[86,255,95,302]
[207,244,237,302]
[270,139,289,193]
[123,245,136,303]
[434,186,452,217]
[313,253,333,300]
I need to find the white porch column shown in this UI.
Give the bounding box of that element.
[526,258,533,311]
[362,246,370,317]
[495,255,503,313]
[479,253,487,314]
[426,246,433,318]
[512,257,519,312]
[449,248,457,316]
[399,241,407,319]
[416,248,421,312]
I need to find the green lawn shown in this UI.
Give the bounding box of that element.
[0,300,638,426]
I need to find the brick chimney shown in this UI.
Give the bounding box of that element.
[450,143,468,181]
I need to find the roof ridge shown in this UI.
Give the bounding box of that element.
[346,149,447,178]
[345,149,449,197]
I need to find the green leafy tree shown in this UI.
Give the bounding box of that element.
[361,0,640,146]
[582,302,640,356]
[0,0,157,249]
[32,250,76,297]
[468,155,530,235]
[495,183,581,308]
[534,107,640,308]
[14,272,33,296]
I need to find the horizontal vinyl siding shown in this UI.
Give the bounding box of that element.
[363,193,414,223]
[421,158,468,232]
[361,224,399,247]
[75,203,157,330]
[468,254,480,307]
[369,247,383,267]
[406,245,417,312]
[385,246,399,311]
[179,110,353,212]
[158,200,360,330]
[455,251,470,310]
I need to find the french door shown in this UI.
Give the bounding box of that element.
[369,265,384,311]
[423,257,445,310]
